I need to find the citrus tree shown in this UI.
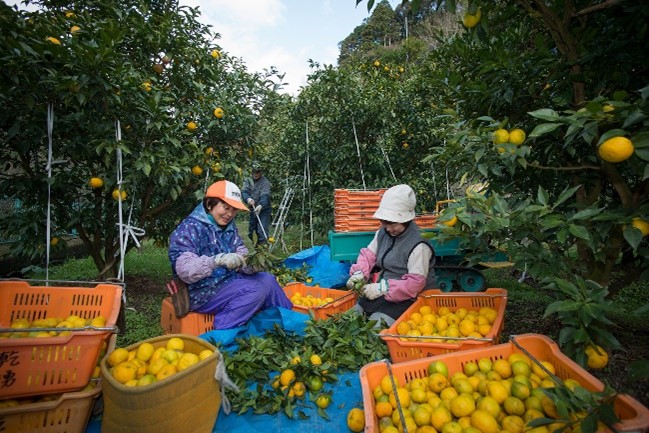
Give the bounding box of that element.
[0,0,282,278]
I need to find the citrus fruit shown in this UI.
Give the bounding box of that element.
[107,347,129,367]
[136,374,156,386]
[598,136,634,162]
[631,218,649,236]
[89,177,104,188]
[493,129,509,144]
[112,361,137,384]
[504,396,526,416]
[428,360,449,377]
[310,354,322,365]
[166,337,184,351]
[450,393,476,418]
[431,406,453,431]
[493,359,512,379]
[531,360,556,379]
[186,121,198,132]
[277,369,294,387]
[389,387,410,409]
[307,376,323,392]
[347,407,365,432]
[471,409,499,433]
[136,342,155,362]
[428,372,447,393]
[211,49,221,59]
[502,415,525,433]
[112,189,127,201]
[191,165,203,176]
[462,8,482,28]
[315,393,331,409]
[46,36,61,45]
[511,361,531,377]
[508,129,526,145]
[376,400,393,418]
[156,363,177,380]
[381,374,399,395]
[177,352,199,371]
[442,421,463,433]
[141,81,152,91]
[213,107,225,118]
[585,344,609,369]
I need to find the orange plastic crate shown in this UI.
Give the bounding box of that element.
[414,213,438,229]
[283,282,357,320]
[0,383,101,433]
[160,297,215,336]
[379,288,507,362]
[360,334,649,433]
[0,280,121,399]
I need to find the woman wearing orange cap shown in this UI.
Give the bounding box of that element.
[168,180,292,329]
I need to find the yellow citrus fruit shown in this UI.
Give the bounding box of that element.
[477,395,501,418]
[213,107,225,118]
[510,380,531,400]
[112,189,127,201]
[112,361,137,384]
[136,374,157,386]
[141,81,152,91]
[511,361,531,377]
[177,352,200,371]
[389,387,410,409]
[186,121,198,132]
[631,218,649,236]
[598,136,634,162]
[136,342,155,362]
[471,409,499,433]
[46,36,61,45]
[442,215,458,227]
[413,406,432,426]
[442,420,463,433]
[503,396,526,416]
[428,372,447,393]
[477,358,493,373]
[156,363,177,380]
[375,400,393,418]
[462,8,482,28]
[585,345,609,369]
[211,49,221,59]
[493,129,509,144]
[508,129,526,145]
[431,406,453,431]
[450,393,476,418]
[486,381,509,404]
[280,369,296,386]
[150,347,166,363]
[315,393,331,409]
[531,360,556,379]
[347,407,365,432]
[310,354,322,365]
[191,165,203,176]
[381,374,399,395]
[89,177,104,188]
[166,337,184,351]
[290,355,301,365]
[107,348,129,367]
[493,359,512,379]
[291,381,306,398]
[146,358,168,375]
[502,415,525,433]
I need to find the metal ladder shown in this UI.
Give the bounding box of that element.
[269,183,296,252]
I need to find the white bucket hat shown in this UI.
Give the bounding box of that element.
[373,184,416,223]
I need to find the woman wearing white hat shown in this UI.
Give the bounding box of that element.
[346,184,436,327]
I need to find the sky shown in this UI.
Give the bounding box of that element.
[4,0,402,95]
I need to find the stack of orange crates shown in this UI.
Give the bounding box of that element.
[334,188,438,232]
[283,282,357,320]
[0,280,121,433]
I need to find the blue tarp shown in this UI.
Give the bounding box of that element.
[85,307,365,433]
[282,245,350,289]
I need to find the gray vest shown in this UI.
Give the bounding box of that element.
[375,222,436,288]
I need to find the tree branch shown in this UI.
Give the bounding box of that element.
[527,162,601,171]
[574,0,622,17]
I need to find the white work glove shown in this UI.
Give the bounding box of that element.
[214,253,246,270]
[363,280,389,300]
[247,198,255,207]
[254,205,262,214]
[346,271,366,290]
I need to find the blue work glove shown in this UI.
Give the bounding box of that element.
[363,280,389,300]
[214,253,246,270]
[346,270,366,290]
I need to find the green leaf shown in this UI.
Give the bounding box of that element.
[529,122,561,138]
[537,186,549,206]
[553,186,580,208]
[569,208,601,220]
[597,129,627,145]
[528,108,560,121]
[623,226,642,250]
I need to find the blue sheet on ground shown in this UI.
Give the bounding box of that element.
[85,307,365,433]
[283,245,350,289]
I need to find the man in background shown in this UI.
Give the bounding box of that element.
[242,161,272,245]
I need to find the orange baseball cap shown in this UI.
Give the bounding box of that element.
[205,180,249,211]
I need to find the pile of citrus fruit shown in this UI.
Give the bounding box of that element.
[106,337,213,387]
[367,356,595,433]
[290,292,336,307]
[270,353,332,407]
[394,304,498,342]
[2,314,108,338]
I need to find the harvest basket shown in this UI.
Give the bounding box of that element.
[160,297,215,336]
[100,334,221,433]
[283,282,357,320]
[379,288,507,362]
[360,334,649,433]
[0,280,122,399]
[0,383,101,433]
